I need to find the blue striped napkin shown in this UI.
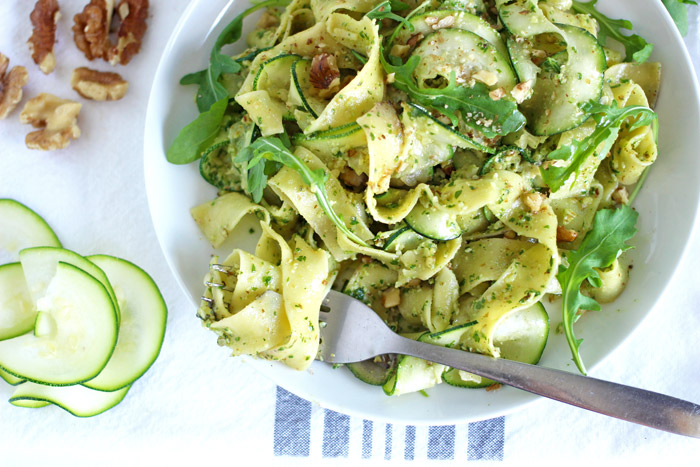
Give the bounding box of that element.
[272,387,504,461]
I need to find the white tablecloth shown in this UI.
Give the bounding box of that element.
[1,1,698,464]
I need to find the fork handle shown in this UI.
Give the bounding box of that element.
[396,336,700,438]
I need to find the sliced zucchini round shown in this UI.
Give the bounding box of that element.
[0,263,34,341]
[382,325,476,396]
[19,247,120,324]
[396,10,509,60]
[406,103,495,153]
[0,262,118,386]
[0,367,24,385]
[290,59,327,118]
[10,398,50,408]
[10,382,130,417]
[443,301,549,388]
[520,25,606,136]
[506,36,540,85]
[411,29,517,91]
[252,53,301,101]
[383,227,425,253]
[405,203,462,242]
[82,255,167,392]
[199,120,257,192]
[0,199,61,265]
[293,122,367,157]
[347,356,396,386]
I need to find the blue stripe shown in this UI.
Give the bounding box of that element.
[427,425,456,460]
[362,420,373,459]
[322,409,350,458]
[384,423,393,460]
[404,426,416,460]
[468,416,505,461]
[273,387,311,457]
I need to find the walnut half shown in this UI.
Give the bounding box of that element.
[28,0,61,75]
[20,93,82,151]
[73,0,115,62]
[0,53,29,120]
[73,0,149,66]
[71,67,128,100]
[108,0,149,66]
[310,53,340,90]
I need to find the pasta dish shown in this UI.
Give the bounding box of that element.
[166,0,660,395]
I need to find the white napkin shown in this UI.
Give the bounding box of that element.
[1,1,699,464]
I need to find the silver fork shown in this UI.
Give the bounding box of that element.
[319,289,700,438]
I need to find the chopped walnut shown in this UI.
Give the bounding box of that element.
[107,0,149,65]
[0,53,29,120]
[73,0,148,65]
[556,226,578,243]
[73,0,115,62]
[472,69,498,87]
[489,87,506,101]
[424,16,438,26]
[309,53,340,94]
[382,288,401,308]
[29,0,61,75]
[612,185,630,205]
[511,80,533,104]
[522,192,546,213]
[71,67,129,100]
[433,16,455,30]
[20,93,81,150]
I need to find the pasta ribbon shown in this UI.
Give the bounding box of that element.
[268,147,374,261]
[258,224,334,369]
[304,14,385,133]
[462,243,555,358]
[358,102,403,194]
[190,192,269,248]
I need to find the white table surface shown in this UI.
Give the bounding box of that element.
[1,1,699,464]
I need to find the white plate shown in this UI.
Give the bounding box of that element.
[144,0,700,425]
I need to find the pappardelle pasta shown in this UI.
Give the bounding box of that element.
[169,0,660,395]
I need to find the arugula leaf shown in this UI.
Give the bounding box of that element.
[181,0,291,113]
[166,97,229,164]
[235,136,371,247]
[366,1,413,30]
[571,0,654,63]
[662,0,698,36]
[540,101,657,193]
[381,52,526,137]
[557,206,638,374]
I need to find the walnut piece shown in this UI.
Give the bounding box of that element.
[310,53,340,91]
[107,0,149,65]
[20,93,82,150]
[73,0,115,62]
[73,0,148,65]
[522,192,546,213]
[0,53,29,120]
[71,67,128,100]
[29,0,61,74]
[612,185,630,205]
